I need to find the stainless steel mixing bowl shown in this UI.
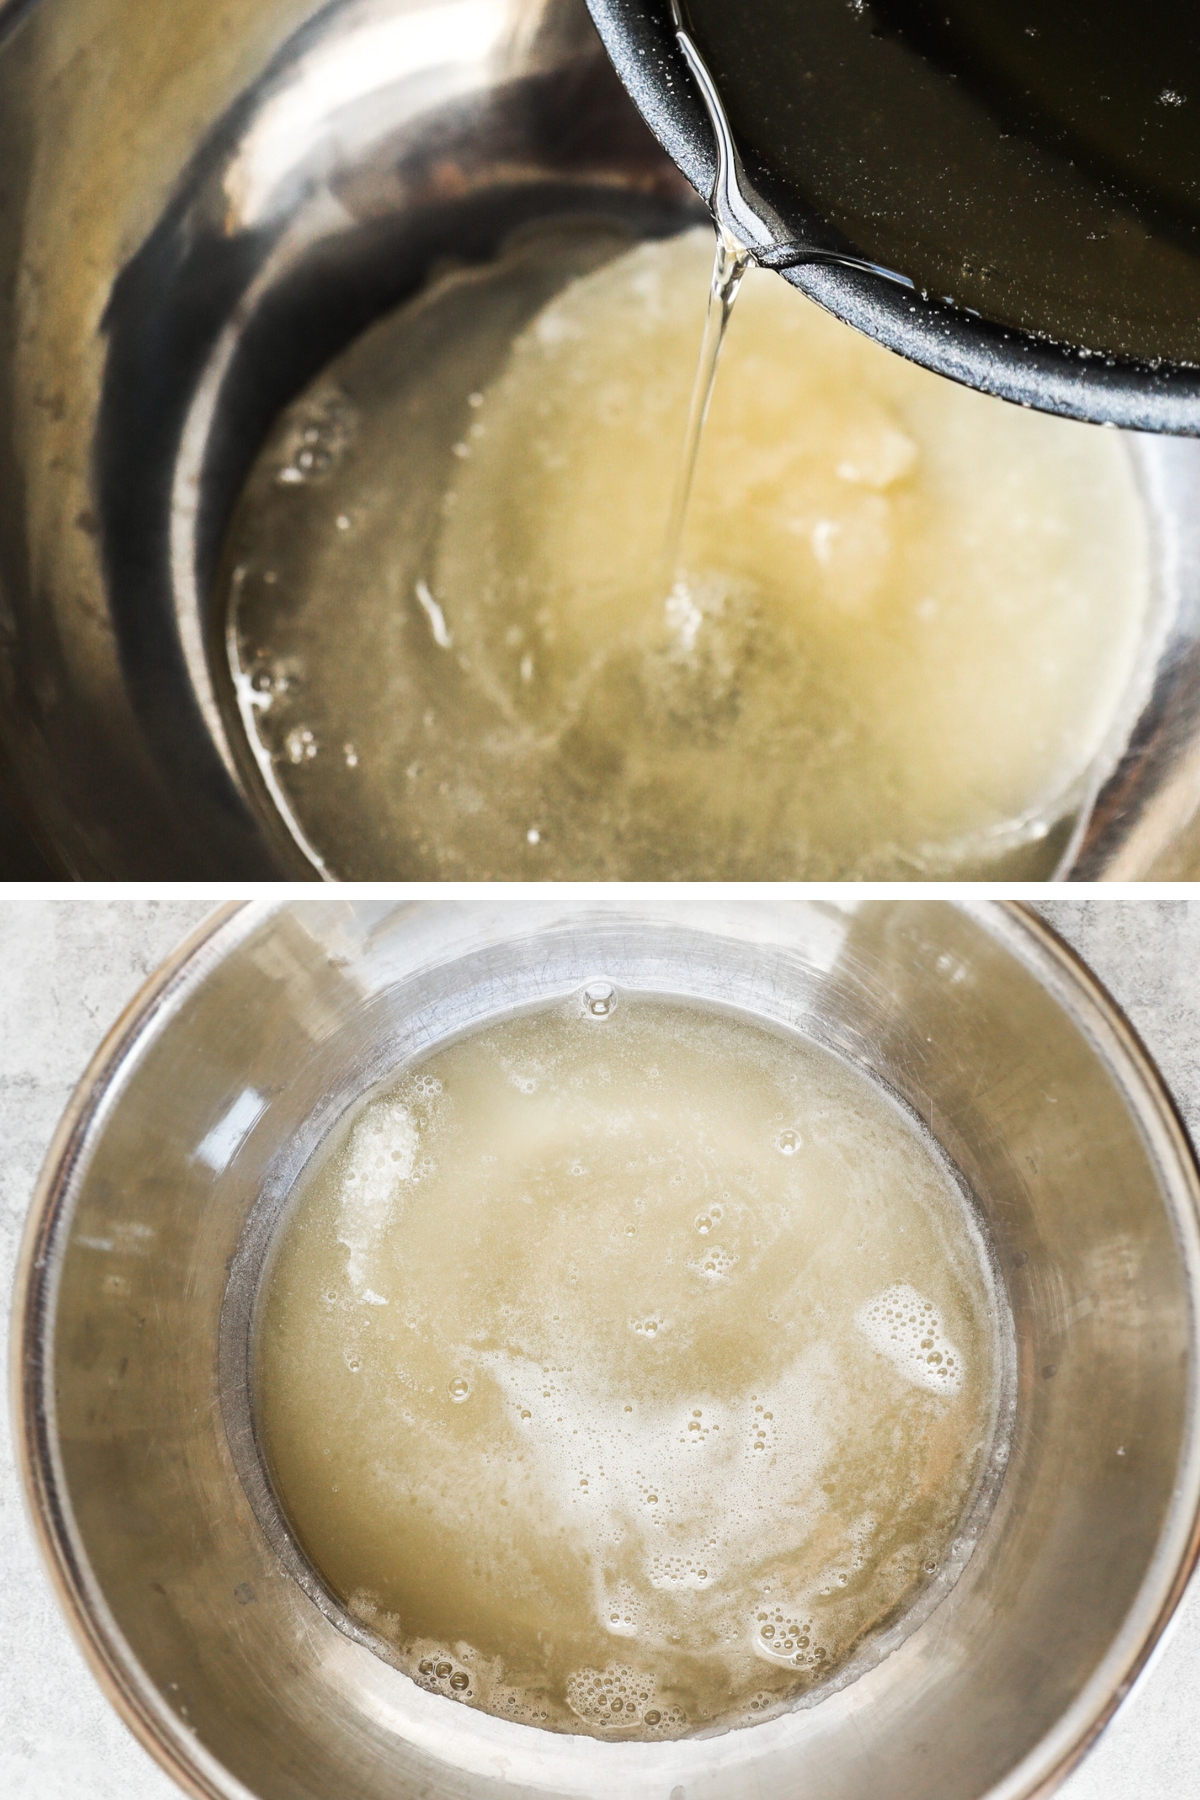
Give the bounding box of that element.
[12,897,1200,1800]
[4,0,1200,877]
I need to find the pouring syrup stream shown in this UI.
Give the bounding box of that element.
[662,1,913,587]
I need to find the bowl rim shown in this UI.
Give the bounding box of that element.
[10,896,1200,1800]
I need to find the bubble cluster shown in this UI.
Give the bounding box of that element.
[336,1100,419,1299]
[679,1407,719,1447]
[857,1283,965,1393]
[274,393,355,486]
[747,1402,776,1456]
[603,1581,641,1636]
[565,1664,658,1730]
[692,1244,737,1281]
[284,724,318,764]
[414,1649,474,1700]
[492,1690,553,1726]
[752,1606,827,1671]
[744,1689,786,1719]
[241,653,294,714]
[649,1551,715,1589]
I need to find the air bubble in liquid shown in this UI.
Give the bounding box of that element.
[775,1129,801,1155]
[692,1245,736,1281]
[284,725,318,765]
[566,1662,657,1730]
[857,1283,965,1394]
[449,1377,471,1403]
[752,1606,822,1670]
[582,980,616,1019]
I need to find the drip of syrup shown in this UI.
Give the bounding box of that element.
[660,226,751,587]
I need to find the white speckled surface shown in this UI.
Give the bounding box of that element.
[2,897,1199,1799]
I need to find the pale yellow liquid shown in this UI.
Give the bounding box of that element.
[227,222,1150,880]
[256,996,1004,1739]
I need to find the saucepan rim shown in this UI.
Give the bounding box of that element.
[582,0,1200,436]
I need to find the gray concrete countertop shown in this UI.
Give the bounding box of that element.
[2,896,1199,1798]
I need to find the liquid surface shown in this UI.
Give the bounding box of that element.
[678,0,1200,362]
[256,995,1005,1740]
[227,224,1149,880]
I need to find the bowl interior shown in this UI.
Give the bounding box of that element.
[6,0,1200,875]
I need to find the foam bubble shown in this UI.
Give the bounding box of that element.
[691,1244,737,1281]
[566,1663,657,1731]
[582,980,617,1019]
[478,1346,833,1651]
[600,1577,641,1636]
[856,1283,964,1393]
[751,1604,827,1671]
[336,1100,419,1298]
[409,1639,477,1702]
[649,1551,715,1590]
